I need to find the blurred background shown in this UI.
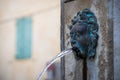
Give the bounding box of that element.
[0,0,60,80]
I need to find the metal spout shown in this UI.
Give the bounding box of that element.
[70,8,99,60]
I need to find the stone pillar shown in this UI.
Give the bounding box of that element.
[114,0,120,80]
[61,0,114,80]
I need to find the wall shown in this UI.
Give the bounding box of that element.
[114,0,120,79]
[0,0,60,80]
[63,0,114,80]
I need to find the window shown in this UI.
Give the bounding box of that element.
[16,17,32,59]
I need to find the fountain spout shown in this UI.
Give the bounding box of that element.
[70,8,99,60]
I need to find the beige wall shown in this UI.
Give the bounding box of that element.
[0,0,60,80]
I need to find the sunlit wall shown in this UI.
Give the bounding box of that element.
[0,0,60,80]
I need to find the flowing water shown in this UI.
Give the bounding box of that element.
[37,48,73,80]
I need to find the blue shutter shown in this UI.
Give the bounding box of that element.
[16,17,32,59]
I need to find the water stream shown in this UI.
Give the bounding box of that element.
[37,48,73,80]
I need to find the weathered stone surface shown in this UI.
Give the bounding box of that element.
[63,0,114,80]
[114,0,120,80]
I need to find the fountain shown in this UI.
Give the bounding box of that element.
[37,8,98,80]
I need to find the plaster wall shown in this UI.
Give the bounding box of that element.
[0,0,60,80]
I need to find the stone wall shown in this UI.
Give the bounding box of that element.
[62,0,114,80]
